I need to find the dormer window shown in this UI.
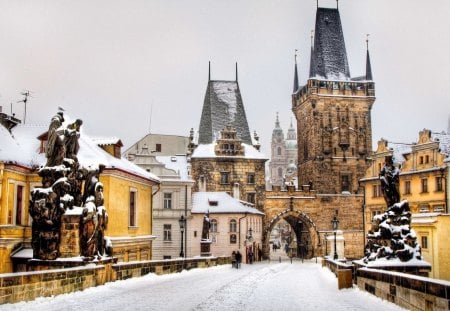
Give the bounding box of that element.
[208,200,218,206]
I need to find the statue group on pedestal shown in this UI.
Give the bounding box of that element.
[29,111,109,260]
[364,156,422,263]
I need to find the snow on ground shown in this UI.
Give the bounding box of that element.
[2,260,405,311]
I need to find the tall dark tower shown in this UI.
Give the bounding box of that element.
[292,6,375,194]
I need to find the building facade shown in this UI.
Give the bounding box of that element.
[125,141,194,260]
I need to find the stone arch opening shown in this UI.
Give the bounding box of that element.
[264,209,321,260]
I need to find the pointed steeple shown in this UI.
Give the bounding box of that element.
[365,35,373,81]
[235,62,238,82]
[275,112,281,128]
[293,50,299,93]
[287,118,297,141]
[208,61,211,81]
[272,112,284,140]
[310,7,350,80]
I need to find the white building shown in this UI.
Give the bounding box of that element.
[191,192,264,263]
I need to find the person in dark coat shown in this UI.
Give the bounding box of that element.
[235,251,242,268]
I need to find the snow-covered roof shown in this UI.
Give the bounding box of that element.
[192,192,264,215]
[4,120,159,183]
[198,80,252,145]
[155,154,192,182]
[191,143,267,160]
[0,123,38,166]
[432,131,450,159]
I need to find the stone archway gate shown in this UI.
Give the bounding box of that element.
[262,187,366,260]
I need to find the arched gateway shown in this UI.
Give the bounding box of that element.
[262,186,365,260]
[265,209,320,259]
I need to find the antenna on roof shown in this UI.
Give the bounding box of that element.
[235,62,238,82]
[17,90,32,124]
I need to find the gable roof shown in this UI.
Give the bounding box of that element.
[198,80,252,145]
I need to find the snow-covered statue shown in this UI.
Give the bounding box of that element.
[379,156,400,207]
[201,213,210,240]
[29,111,109,260]
[363,156,422,263]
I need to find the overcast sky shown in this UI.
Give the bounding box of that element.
[0,0,449,156]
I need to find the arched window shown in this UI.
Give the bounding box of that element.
[210,219,218,232]
[230,219,237,232]
[278,167,283,178]
[277,147,282,156]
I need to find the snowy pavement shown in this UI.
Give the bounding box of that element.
[2,260,405,311]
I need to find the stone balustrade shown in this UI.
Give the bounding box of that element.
[0,256,230,305]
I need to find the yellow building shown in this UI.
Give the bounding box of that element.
[361,129,450,279]
[0,115,160,273]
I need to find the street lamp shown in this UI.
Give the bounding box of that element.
[179,215,186,257]
[331,215,339,260]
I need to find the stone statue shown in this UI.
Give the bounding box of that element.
[379,155,400,208]
[45,112,65,167]
[201,213,210,240]
[64,119,82,161]
[29,112,109,261]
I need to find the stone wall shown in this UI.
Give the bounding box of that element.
[0,256,230,305]
[357,268,450,311]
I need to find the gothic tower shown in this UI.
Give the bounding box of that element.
[190,63,267,211]
[292,7,375,194]
[270,113,286,186]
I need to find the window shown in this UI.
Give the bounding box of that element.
[372,184,381,198]
[341,175,350,192]
[155,143,162,152]
[247,193,256,204]
[425,155,429,164]
[404,180,411,195]
[421,178,428,193]
[247,173,255,184]
[15,185,24,225]
[220,172,230,184]
[230,219,237,232]
[163,224,172,241]
[163,193,172,209]
[435,176,443,192]
[421,236,428,249]
[210,219,218,232]
[230,234,237,244]
[419,156,423,164]
[277,147,282,156]
[129,190,137,227]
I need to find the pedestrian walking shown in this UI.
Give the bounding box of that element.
[231,251,236,268]
[235,251,242,269]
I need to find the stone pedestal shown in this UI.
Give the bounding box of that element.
[59,207,83,258]
[327,230,345,260]
[200,240,211,257]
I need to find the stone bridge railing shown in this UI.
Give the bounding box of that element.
[0,256,230,305]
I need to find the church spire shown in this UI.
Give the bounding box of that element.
[208,61,211,81]
[293,50,299,93]
[365,34,373,81]
[235,62,238,82]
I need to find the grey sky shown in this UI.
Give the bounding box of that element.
[0,0,449,157]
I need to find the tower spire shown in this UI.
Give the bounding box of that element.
[365,34,373,81]
[235,62,238,82]
[293,50,299,93]
[208,61,211,81]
